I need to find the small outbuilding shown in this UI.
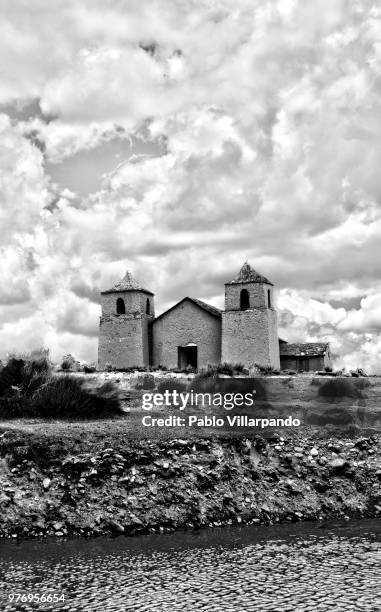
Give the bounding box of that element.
[279,340,332,372]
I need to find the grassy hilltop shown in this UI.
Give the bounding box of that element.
[1,352,381,539]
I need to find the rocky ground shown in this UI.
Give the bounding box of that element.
[1,424,381,539]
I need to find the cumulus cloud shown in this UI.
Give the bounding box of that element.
[0,1,381,370]
[338,294,381,333]
[0,115,49,239]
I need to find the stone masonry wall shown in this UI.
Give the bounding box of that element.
[152,300,221,369]
[268,308,281,369]
[280,352,332,373]
[98,314,148,369]
[225,282,273,311]
[98,289,154,369]
[280,355,325,372]
[101,292,154,317]
[221,308,280,369]
[324,351,333,370]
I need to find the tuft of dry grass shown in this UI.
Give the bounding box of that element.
[0,351,121,420]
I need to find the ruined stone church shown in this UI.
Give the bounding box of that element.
[98,262,331,372]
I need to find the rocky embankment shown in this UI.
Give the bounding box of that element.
[1,429,381,539]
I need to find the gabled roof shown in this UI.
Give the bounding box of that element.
[279,342,329,357]
[190,298,222,318]
[153,297,222,323]
[226,262,273,286]
[101,270,153,295]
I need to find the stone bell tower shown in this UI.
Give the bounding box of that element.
[221,262,280,369]
[98,271,154,370]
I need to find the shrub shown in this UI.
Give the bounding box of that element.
[0,350,121,419]
[32,348,51,371]
[204,364,220,376]
[190,366,220,393]
[0,396,34,418]
[218,362,234,376]
[22,349,52,395]
[135,374,155,390]
[214,362,246,376]
[255,364,276,375]
[61,354,77,371]
[307,407,353,426]
[89,381,121,416]
[83,364,97,373]
[0,350,52,398]
[30,376,121,419]
[188,369,268,402]
[157,377,187,394]
[0,357,25,396]
[318,378,369,399]
[104,363,116,372]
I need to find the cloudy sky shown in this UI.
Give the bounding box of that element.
[1,0,381,372]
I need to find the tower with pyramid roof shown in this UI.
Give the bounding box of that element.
[98,271,154,369]
[221,262,280,369]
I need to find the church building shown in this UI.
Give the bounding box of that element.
[98,262,331,372]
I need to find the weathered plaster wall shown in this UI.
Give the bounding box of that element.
[221,308,280,369]
[152,300,221,368]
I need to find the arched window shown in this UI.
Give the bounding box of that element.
[240,288,250,310]
[267,289,271,308]
[116,297,125,314]
[146,298,150,314]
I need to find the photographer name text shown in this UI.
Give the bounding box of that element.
[142,415,301,428]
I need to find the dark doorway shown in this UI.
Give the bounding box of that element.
[178,345,198,369]
[296,357,311,372]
